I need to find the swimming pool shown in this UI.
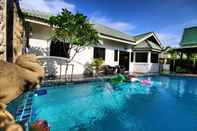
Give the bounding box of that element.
[9,75,197,131]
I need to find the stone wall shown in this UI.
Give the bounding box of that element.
[0,0,25,62]
[13,1,24,61]
[0,0,6,60]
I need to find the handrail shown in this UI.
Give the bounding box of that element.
[37,56,75,82]
[37,56,70,62]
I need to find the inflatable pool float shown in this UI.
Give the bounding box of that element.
[130,78,140,82]
[127,75,140,82]
[30,120,50,131]
[141,80,152,85]
[111,74,126,84]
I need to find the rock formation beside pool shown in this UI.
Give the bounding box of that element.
[0,103,23,131]
[0,54,44,104]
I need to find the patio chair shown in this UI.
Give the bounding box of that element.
[115,65,126,74]
[102,65,116,75]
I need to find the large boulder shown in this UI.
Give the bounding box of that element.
[0,54,44,104]
[0,103,23,131]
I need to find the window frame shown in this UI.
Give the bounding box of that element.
[130,52,134,62]
[93,47,106,60]
[114,50,118,62]
[135,52,148,63]
[151,52,159,63]
[50,41,70,58]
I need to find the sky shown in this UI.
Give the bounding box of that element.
[20,0,197,47]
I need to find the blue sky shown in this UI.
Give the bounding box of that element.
[20,0,197,47]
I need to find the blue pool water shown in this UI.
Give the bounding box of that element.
[11,75,197,131]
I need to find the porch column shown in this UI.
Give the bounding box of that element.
[6,0,14,62]
[133,51,136,63]
[148,51,151,63]
[117,50,119,62]
[128,51,131,72]
[180,52,183,60]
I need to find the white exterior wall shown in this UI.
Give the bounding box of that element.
[67,39,132,75]
[28,22,134,76]
[131,51,160,73]
[28,22,51,56]
[102,39,130,66]
[28,21,161,76]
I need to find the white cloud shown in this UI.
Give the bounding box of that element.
[46,0,76,13]
[157,32,180,47]
[20,0,76,14]
[157,18,197,47]
[182,19,197,27]
[90,15,136,34]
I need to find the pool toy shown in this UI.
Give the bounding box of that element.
[127,75,140,82]
[35,89,47,96]
[141,80,152,85]
[111,74,126,84]
[30,120,50,131]
[130,78,140,82]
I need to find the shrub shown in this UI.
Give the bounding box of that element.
[175,66,187,73]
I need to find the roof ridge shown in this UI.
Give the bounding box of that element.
[93,22,134,37]
[134,32,153,37]
[184,26,197,30]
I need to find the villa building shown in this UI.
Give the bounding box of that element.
[23,9,163,77]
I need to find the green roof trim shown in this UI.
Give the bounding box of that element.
[133,40,161,50]
[133,41,150,49]
[93,23,135,42]
[134,32,152,41]
[147,40,161,50]
[180,26,197,47]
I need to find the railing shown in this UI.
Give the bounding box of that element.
[37,56,74,82]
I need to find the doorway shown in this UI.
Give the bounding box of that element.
[119,51,130,71]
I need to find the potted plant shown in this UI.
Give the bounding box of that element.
[90,58,104,75]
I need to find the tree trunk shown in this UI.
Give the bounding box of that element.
[173,59,175,72]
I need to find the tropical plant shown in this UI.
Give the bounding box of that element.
[48,8,99,62]
[91,58,104,74]
[175,66,187,73]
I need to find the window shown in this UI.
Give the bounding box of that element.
[114,50,118,61]
[130,52,133,62]
[50,41,69,58]
[151,53,159,63]
[135,52,148,63]
[93,47,105,60]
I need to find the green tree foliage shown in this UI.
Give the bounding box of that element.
[167,49,178,60]
[167,49,178,72]
[49,8,99,62]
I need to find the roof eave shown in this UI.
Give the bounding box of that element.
[99,34,136,45]
[133,48,162,52]
[135,32,163,48]
[25,18,50,27]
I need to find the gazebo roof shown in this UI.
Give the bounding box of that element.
[180,26,197,47]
